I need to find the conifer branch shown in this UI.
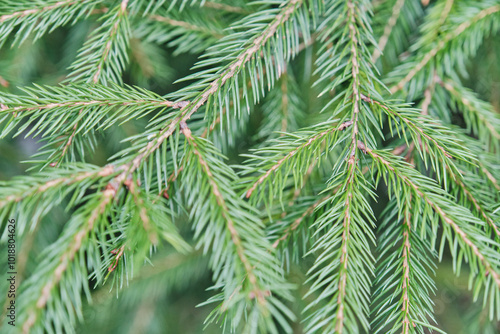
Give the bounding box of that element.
[390,4,500,93]
[1,0,82,21]
[92,0,129,84]
[180,126,294,331]
[0,164,115,207]
[334,157,356,334]
[448,167,500,240]
[440,79,500,144]
[0,0,99,47]
[246,120,352,198]
[0,84,188,168]
[333,3,368,329]
[181,0,302,118]
[347,0,361,158]
[371,200,436,334]
[124,0,305,177]
[1,0,499,332]
[304,159,375,333]
[372,0,405,63]
[181,123,266,305]
[366,147,500,289]
[21,180,117,333]
[67,0,131,84]
[360,93,453,159]
[400,209,413,333]
[147,14,225,38]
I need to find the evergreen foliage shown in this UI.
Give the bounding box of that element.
[0,0,499,333]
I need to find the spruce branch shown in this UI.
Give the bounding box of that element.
[304,159,376,334]
[1,0,499,332]
[360,93,477,184]
[366,147,500,317]
[67,0,131,84]
[0,84,183,138]
[14,163,188,333]
[0,0,100,47]
[371,202,436,334]
[302,1,378,332]
[439,78,500,150]
[168,0,309,124]
[181,124,265,305]
[21,179,118,333]
[447,166,500,240]
[180,124,295,332]
[269,166,370,256]
[400,209,416,332]
[116,0,307,181]
[0,84,188,167]
[245,120,352,200]
[372,0,405,63]
[389,2,500,94]
[333,157,362,334]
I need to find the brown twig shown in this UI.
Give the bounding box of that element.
[0,75,9,88]
[108,245,126,272]
[401,208,413,333]
[125,178,159,244]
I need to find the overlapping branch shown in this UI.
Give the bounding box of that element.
[366,147,500,290]
[389,3,500,93]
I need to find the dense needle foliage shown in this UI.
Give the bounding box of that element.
[0,0,499,333]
